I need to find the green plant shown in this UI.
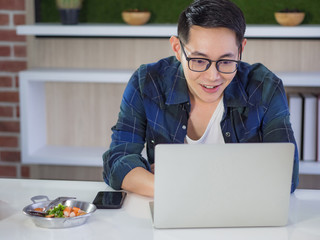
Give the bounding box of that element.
[123,9,149,12]
[278,8,303,13]
[56,0,83,9]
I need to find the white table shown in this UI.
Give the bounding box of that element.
[0,179,320,240]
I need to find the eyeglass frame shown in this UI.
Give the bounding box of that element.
[179,40,242,74]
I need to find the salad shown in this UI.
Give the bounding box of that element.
[34,204,87,218]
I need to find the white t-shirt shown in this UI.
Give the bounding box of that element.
[185,98,225,144]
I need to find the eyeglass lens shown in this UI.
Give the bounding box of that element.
[180,41,238,73]
[188,59,238,73]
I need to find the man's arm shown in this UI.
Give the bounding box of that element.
[261,75,299,192]
[103,68,153,195]
[121,167,154,197]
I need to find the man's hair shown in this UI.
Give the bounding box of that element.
[178,0,246,46]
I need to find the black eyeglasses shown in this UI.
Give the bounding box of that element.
[180,41,241,74]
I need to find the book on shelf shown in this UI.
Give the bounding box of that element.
[318,95,320,161]
[302,94,317,162]
[289,94,303,160]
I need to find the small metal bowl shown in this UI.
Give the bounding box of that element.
[23,195,96,228]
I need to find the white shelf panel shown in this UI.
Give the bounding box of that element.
[245,25,320,38]
[27,146,106,166]
[16,24,320,38]
[299,161,320,175]
[20,68,134,83]
[277,72,320,87]
[20,68,320,87]
[17,24,177,37]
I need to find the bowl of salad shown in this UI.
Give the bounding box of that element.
[23,195,96,228]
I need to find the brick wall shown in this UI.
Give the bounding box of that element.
[0,0,29,178]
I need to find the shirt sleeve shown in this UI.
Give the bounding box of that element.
[102,68,151,190]
[262,75,299,193]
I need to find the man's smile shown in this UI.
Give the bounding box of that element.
[201,84,219,89]
[200,83,223,93]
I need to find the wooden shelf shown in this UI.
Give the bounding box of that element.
[17,24,320,38]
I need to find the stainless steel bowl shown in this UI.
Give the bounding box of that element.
[23,195,96,228]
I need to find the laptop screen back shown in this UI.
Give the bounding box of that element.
[153,143,294,228]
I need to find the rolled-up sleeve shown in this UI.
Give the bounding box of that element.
[103,69,151,190]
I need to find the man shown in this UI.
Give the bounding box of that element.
[103,0,299,197]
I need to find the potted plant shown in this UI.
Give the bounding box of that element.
[56,0,83,25]
[122,9,151,26]
[274,8,305,26]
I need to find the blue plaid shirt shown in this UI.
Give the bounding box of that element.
[103,56,299,193]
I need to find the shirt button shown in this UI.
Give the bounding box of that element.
[182,125,187,130]
[151,140,155,144]
[225,132,231,137]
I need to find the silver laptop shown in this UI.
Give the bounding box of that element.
[151,143,294,229]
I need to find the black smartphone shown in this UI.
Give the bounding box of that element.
[92,191,127,209]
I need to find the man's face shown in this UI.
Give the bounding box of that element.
[177,26,242,104]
